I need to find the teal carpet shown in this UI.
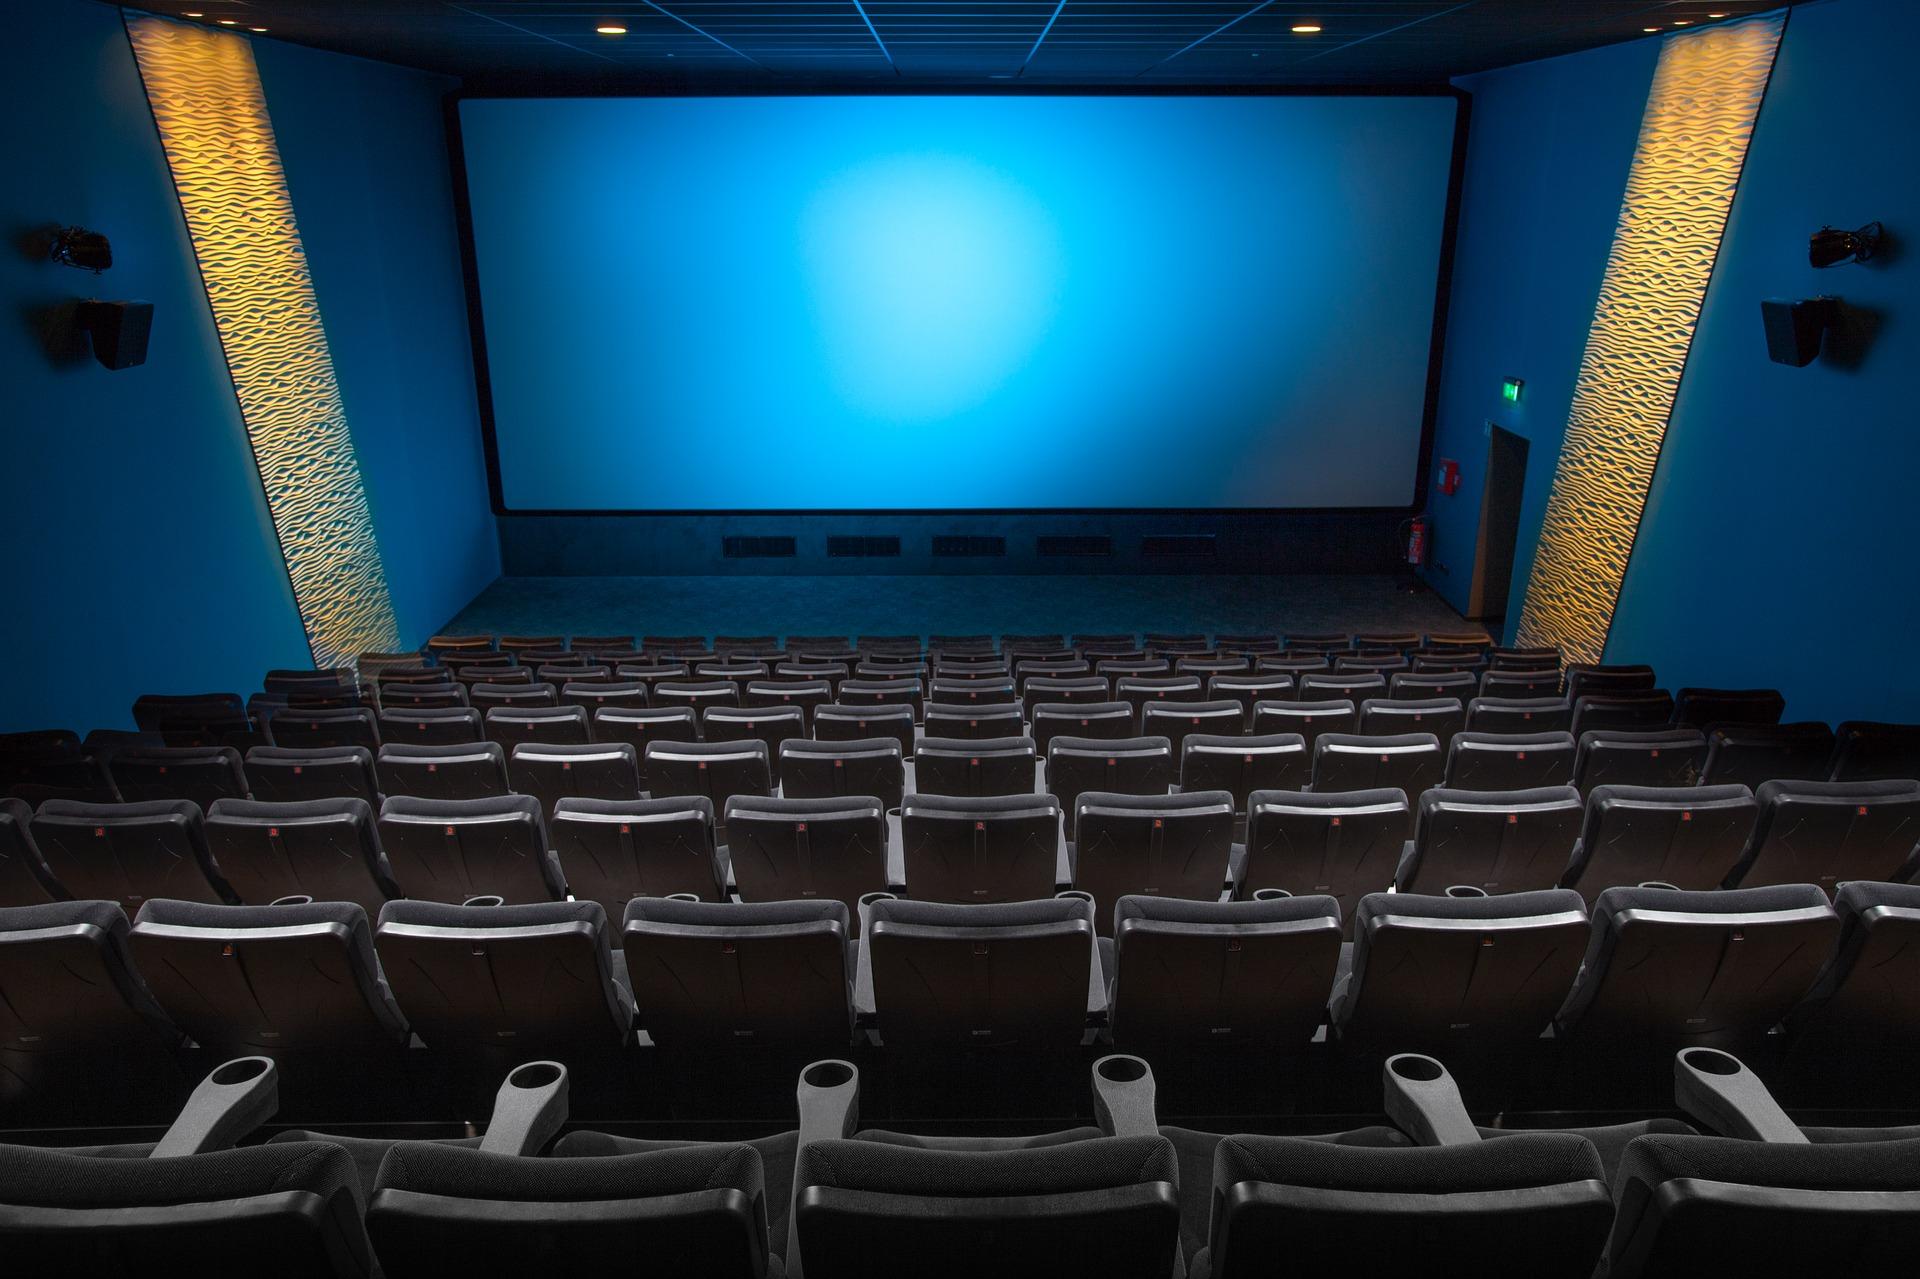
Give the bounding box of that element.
[442,574,1487,643]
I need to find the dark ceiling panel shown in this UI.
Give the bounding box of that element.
[115,1,1801,89]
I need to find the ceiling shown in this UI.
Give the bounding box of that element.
[120,1,1798,89]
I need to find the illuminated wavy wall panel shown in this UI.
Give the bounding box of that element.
[1515,15,1784,664]
[125,14,397,668]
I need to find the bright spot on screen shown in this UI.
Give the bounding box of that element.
[799,153,1064,424]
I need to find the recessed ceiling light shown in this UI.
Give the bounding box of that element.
[217,18,236,23]
[1643,26,1660,33]
[183,10,203,16]
[1673,19,1691,25]
[596,25,627,35]
[1291,24,1323,35]
[250,26,267,32]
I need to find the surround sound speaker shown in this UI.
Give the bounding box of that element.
[77,300,154,370]
[1759,297,1834,368]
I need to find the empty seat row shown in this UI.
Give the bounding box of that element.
[5,878,1915,1090]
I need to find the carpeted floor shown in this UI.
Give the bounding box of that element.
[442,574,1487,642]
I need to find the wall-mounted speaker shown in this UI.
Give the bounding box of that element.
[76,300,153,370]
[1760,297,1835,367]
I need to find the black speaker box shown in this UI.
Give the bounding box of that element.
[1760,297,1834,367]
[77,299,154,370]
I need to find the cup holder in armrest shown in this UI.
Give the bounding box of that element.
[1637,881,1680,891]
[1673,1048,1806,1144]
[463,894,505,908]
[790,1058,863,1276]
[150,1056,280,1159]
[1091,1054,1159,1140]
[1252,888,1293,901]
[857,891,898,909]
[664,892,702,903]
[1054,889,1095,904]
[270,894,315,907]
[1382,1053,1481,1147]
[1444,885,1489,899]
[480,1060,570,1157]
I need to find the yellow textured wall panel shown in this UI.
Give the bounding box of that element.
[125,14,398,669]
[1515,15,1784,665]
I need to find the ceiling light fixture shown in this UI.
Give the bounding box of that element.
[1291,24,1323,35]
[596,25,628,35]
[217,18,236,24]
[250,26,267,32]
[1643,26,1659,32]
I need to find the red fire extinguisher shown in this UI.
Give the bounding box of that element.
[1406,517,1429,567]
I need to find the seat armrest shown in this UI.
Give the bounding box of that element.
[150,1057,279,1158]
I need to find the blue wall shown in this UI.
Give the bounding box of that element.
[1606,0,1920,724]
[1420,35,1658,612]
[256,37,499,648]
[1428,0,1918,724]
[0,4,495,734]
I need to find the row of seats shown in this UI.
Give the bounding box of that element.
[7,773,1915,921]
[4,879,1913,1070]
[5,1043,1917,1276]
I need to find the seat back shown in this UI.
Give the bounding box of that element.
[1022,679,1113,719]
[1827,721,1920,783]
[591,706,698,791]
[795,1133,1180,1279]
[1605,1133,1920,1279]
[0,1139,371,1277]
[1561,785,1759,893]
[483,705,590,749]
[837,678,923,720]
[375,740,509,801]
[1205,675,1294,725]
[508,742,641,815]
[264,708,378,751]
[744,678,834,726]
[1045,736,1174,838]
[243,745,379,805]
[813,704,915,759]
[0,798,58,907]
[557,680,650,713]
[550,796,722,913]
[374,706,481,745]
[1481,667,1564,698]
[1299,673,1387,704]
[644,741,773,842]
[204,798,394,915]
[899,792,1062,904]
[1555,884,1839,1045]
[1179,733,1309,820]
[1249,698,1358,752]
[865,896,1096,1053]
[780,738,905,809]
[1789,880,1920,1050]
[1029,701,1132,756]
[375,899,631,1049]
[1441,731,1577,791]
[31,799,230,907]
[1465,696,1573,734]
[1310,733,1443,795]
[1206,1133,1612,1279]
[1109,894,1340,1054]
[1337,889,1590,1051]
[624,896,852,1051]
[1565,665,1657,698]
[1571,691,1676,736]
[0,900,180,1055]
[1358,697,1466,747]
[1399,786,1583,895]
[1241,789,1411,935]
[724,796,889,920]
[129,899,406,1050]
[1139,699,1245,759]
[107,746,249,810]
[1072,791,1235,931]
[375,794,562,904]
[1700,722,1837,789]
[469,681,557,712]
[923,702,1026,742]
[1726,780,1920,891]
[1573,729,1707,790]
[702,706,807,782]
[1672,687,1786,729]
[913,736,1037,797]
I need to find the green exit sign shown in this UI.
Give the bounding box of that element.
[1501,377,1525,403]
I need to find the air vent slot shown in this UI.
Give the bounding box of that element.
[722,536,796,559]
[1141,534,1217,558]
[827,535,901,558]
[1037,535,1112,557]
[932,535,1007,558]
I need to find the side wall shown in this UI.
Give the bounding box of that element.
[0,4,494,733]
[1428,0,1917,723]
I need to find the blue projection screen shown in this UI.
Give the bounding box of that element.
[458,95,1458,511]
